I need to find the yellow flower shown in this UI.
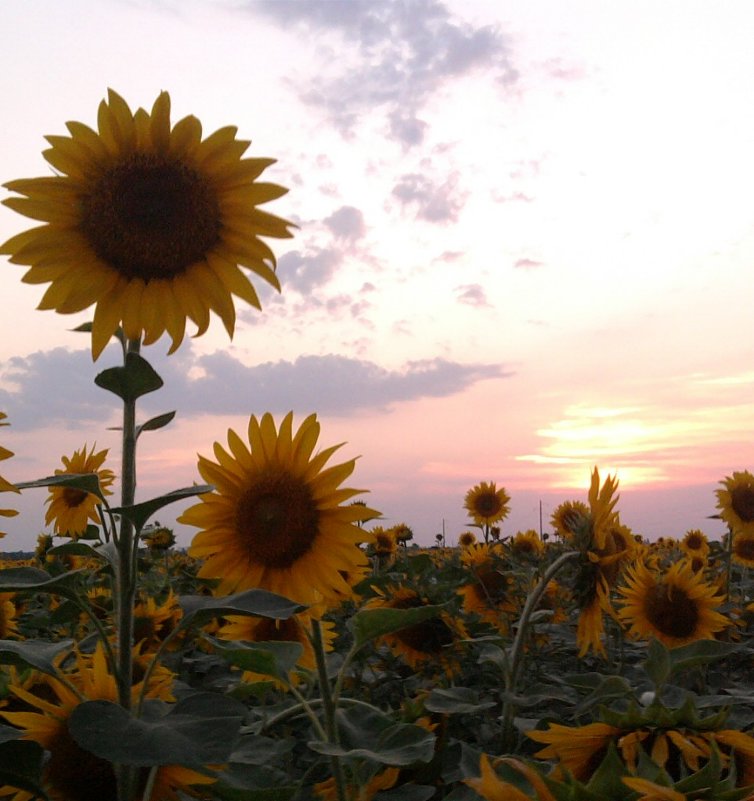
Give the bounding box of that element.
[680,529,710,558]
[370,526,398,558]
[1,89,293,359]
[458,531,477,548]
[0,594,19,639]
[550,499,589,542]
[622,777,686,801]
[44,444,115,538]
[315,766,399,801]
[0,645,213,801]
[465,754,556,801]
[182,412,377,605]
[528,721,620,781]
[0,413,19,537]
[617,559,729,648]
[464,481,510,526]
[732,530,754,568]
[510,529,544,558]
[716,470,754,535]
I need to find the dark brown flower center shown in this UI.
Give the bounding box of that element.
[235,469,320,569]
[474,493,501,518]
[62,488,88,508]
[80,154,221,281]
[731,485,754,523]
[254,616,302,642]
[734,536,754,562]
[644,583,699,639]
[477,569,509,604]
[685,532,704,550]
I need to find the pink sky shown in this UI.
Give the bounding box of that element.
[0,0,752,549]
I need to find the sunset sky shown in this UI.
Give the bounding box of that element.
[1,0,753,550]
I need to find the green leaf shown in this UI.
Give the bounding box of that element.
[14,473,105,503]
[94,352,163,402]
[0,639,73,675]
[347,603,446,650]
[136,411,176,439]
[309,721,435,766]
[212,764,296,801]
[0,739,49,800]
[48,540,111,561]
[110,485,213,532]
[376,787,436,801]
[644,637,672,689]
[68,693,246,767]
[424,687,496,715]
[0,566,86,595]
[209,639,304,680]
[586,743,634,800]
[179,589,306,628]
[669,639,741,674]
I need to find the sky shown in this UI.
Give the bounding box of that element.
[1,0,754,550]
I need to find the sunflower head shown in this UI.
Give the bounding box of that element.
[458,531,477,548]
[680,528,710,557]
[464,481,510,526]
[182,412,378,605]
[44,444,115,538]
[510,529,544,558]
[2,89,294,358]
[716,470,754,534]
[142,525,176,552]
[550,499,590,542]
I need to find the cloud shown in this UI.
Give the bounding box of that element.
[324,205,367,241]
[247,0,517,147]
[391,171,466,223]
[455,283,490,308]
[514,257,543,270]
[277,247,342,295]
[0,346,510,427]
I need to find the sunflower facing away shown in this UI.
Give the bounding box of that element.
[716,471,754,535]
[44,444,115,538]
[617,559,729,648]
[181,412,377,605]
[1,89,293,358]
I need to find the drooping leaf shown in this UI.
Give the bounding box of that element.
[0,740,49,800]
[209,638,304,680]
[347,603,446,650]
[110,485,213,532]
[68,693,246,767]
[0,567,85,595]
[0,639,73,675]
[14,473,105,502]
[309,721,435,766]
[424,687,496,715]
[136,411,176,439]
[179,590,305,628]
[94,352,163,402]
[669,639,741,674]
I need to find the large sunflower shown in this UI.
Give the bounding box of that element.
[716,471,754,535]
[1,89,293,358]
[44,444,115,538]
[464,481,510,527]
[181,412,377,605]
[0,645,214,801]
[617,559,729,648]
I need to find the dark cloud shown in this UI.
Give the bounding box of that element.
[247,0,516,147]
[0,347,509,426]
[455,284,490,308]
[391,171,466,223]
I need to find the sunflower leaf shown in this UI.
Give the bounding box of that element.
[644,638,672,689]
[179,589,305,628]
[136,411,176,438]
[309,720,435,766]
[110,485,213,531]
[347,603,446,651]
[0,566,86,594]
[14,472,105,502]
[0,638,73,675]
[0,740,49,800]
[208,638,304,680]
[668,639,741,675]
[424,687,496,715]
[68,693,246,767]
[94,352,163,402]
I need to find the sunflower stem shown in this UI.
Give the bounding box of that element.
[500,550,579,751]
[311,618,348,801]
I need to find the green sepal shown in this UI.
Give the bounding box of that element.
[14,472,105,502]
[208,638,304,680]
[68,692,246,767]
[110,485,213,532]
[585,742,634,800]
[347,603,446,651]
[94,351,163,401]
[0,638,73,676]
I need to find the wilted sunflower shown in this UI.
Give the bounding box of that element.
[0,645,214,801]
[1,89,293,358]
[617,559,729,648]
[732,530,754,568]
[464,481,510,527]
[44,444,115,537]
[181,412,377,605]
[717,471,754,535]
[0,413,19,536]
[550,499,590,542]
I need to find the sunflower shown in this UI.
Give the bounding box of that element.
[621,778,685,801]
[142,525,176,552]
[550,499,590,542]
[464,481,510,528]
[133,590,182,652]
[0,594,19,639]
[510,529,544,558]
[2,89,293,359]
[0,413,19,536]
[680,529,710,559]
[458,531,477,548]
[717,471,754,535]
[465,754,556,801]
[0,645,214,801]
[732,530,754,568]
[617,559,729,648]
[527,721,621,781]
[369,526,397,558]
[181,412,377,605]
[44,444,115,538]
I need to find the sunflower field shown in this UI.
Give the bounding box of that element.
[1,89,754,801]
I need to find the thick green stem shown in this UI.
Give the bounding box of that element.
[500,550,578,750]
[311,619,348,801]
